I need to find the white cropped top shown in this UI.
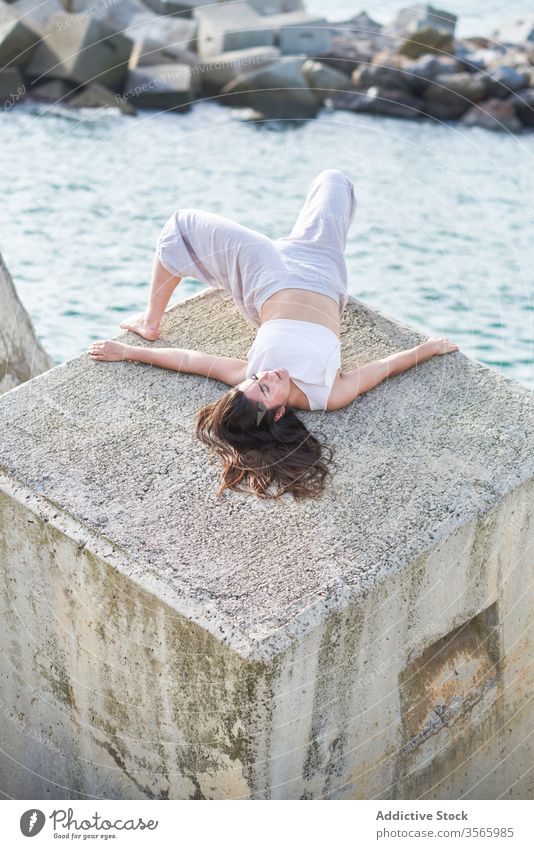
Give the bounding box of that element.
[245,319,341,411]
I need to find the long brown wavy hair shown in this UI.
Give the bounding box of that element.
[195,387,334,499]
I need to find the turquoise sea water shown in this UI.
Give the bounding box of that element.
[0,2,533,389]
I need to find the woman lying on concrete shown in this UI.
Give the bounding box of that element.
[88,170,458,500]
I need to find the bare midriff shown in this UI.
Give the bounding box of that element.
[259,288,341,339]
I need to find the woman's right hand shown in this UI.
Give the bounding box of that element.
[88,340,131,362]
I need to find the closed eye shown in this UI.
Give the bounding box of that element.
[252,374,268,395]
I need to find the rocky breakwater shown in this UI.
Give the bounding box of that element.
[0,250,53,395]
[0,1,533,131]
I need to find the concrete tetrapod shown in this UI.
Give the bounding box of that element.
[0,250,54,394]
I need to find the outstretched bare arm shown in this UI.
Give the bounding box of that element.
[326,337,459,411]
[88,340,248,386]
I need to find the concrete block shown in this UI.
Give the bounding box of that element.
[0,3,40,69]
[385,3,457,59]
[143,0,211,15]
[194,2,274,60]
[264,11,331,56]
[198,45,280,91]
[69,81,137,114]
[1,290,533,799]
[492,15,534,44]
[10,0,64,32]
[27,13,132,90]
[0,65,24,107]
[123,62,193,111]
[69,0,197,53]
[222,55,319,118]
[249,0,304,12]
[128,34,199,69]
[28,77,77,102]
[0,250,53,394]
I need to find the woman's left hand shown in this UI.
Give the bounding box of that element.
[425,337,460,356]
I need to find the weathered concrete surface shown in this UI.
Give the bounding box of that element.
[0,250,53,394]
[0,290,533,799]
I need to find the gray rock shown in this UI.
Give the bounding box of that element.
[301,58,350,101]
[222,56,319,119]
[352,61,411,93]
[0,250,54,395]
[27,13,133,91]
[313,35,374,78]
[423,78,473,119]
[431,71,488,103]
[198,46,280,92]
[399,52,460,94]
[461,97,522,132]
[511,87,534,127]
[329,86,424,120]
[385,3,456,58]
[123,63,193,111]
[482,65,530,98]
[0,2,40,69]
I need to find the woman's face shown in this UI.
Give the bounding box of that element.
[239,368,291,410]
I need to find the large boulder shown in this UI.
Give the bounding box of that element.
[0,250,54,394]
[385,4,457,60]
[351,59,412,93]
[302,58,350,101]
[461,97,522,132]
[511,88,534,127]
[422,78,473,119]
[0,2,41,69]
[122,63,194,111]
[431,71,488,102]
[399,51,461,94]
[222,56,319,119]
[482,65,530,98]
[27,13,133,90]
[313,35,374,77]
[329,86,423,120]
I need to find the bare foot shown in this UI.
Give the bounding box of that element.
[119,313,160,341]
[88,340,130,362]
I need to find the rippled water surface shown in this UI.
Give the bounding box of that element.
[0,3,533,388]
